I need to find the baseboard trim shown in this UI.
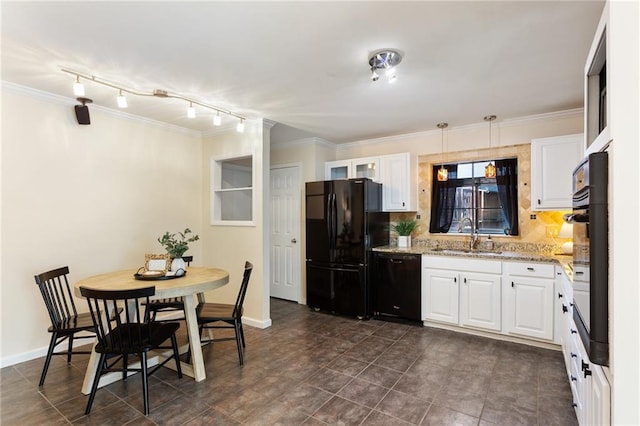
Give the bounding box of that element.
[242,316,272,329]
[0,331,95,368]
[422,320,561,351]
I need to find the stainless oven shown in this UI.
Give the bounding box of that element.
[564,151,609,366]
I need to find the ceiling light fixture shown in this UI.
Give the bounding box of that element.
[436,122,449,182]
[369,50,402,83]
[73,75,85,97]
[484,115,497,179]
[116,89,127,108]
[62,68,246,132]
[187,102,196,118]
[213,111,221,126]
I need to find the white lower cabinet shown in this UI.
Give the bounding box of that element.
[422,268,459,325]
[503,262,555,341]
[556,266,611,425]
[460,272,502,331]
[422,256,501,332]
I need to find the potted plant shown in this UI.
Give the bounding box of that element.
[390,219,420,248]
[158,228,199,274]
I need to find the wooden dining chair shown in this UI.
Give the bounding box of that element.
[80,285,183,416]
[34,266,97,387]
[196,261,253,365]
[146,256,192,321]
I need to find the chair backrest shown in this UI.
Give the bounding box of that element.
[34,266,79,330]
[232,261,253,318]
[80,286,156,353]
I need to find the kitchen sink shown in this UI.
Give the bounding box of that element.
[430,248,503,256]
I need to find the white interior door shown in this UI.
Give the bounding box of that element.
[269,165,301,302]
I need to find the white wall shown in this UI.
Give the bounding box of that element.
[0,84,203,366]
[608,1,640,423]
[200,120,271,328]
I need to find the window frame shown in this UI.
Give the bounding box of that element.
[210,153,256,227]
[430,158,519,236]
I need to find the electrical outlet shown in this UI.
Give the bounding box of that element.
[530,214,537,220]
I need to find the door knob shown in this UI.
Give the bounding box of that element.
[291,238,297,243]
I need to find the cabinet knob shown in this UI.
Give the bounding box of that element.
[511,281,514,288]
[454,277,457,283]
[571,352,577,358]
[570,375,577,382]
[571,403,578,408]
[571,329,577,334]
[558,293,563,299]
[527,267,535,271]
[464,278,467,284]
[393,305,400,310]
[538,199,541,205]
[562,304,568,313]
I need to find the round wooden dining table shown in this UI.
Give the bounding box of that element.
[74,266,229,394]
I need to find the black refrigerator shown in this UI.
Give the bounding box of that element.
[305,178,389,318]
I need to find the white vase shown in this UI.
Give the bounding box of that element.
[398,236,411,248]
[171,257,187,276]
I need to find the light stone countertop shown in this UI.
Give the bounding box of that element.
[372,244,574,270]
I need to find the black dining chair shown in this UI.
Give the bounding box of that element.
[80,285,183,416]
[146,256,192,321]
[196,261,253,365]
[34,266,97,387]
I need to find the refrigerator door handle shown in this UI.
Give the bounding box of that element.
[332,193,338,242]
[327,193,333,247]
[308,264,360,273]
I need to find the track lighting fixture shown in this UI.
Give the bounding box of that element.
[369,50,403,83]
[484,115,497,179]
[62,68,246,132]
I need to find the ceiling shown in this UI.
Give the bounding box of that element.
[1,1,604,144]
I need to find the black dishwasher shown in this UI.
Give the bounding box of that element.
[372,252,422,323]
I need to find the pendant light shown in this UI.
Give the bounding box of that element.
[484,115,497,178]
[436,122,449,181]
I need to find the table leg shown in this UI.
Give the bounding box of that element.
[182,294,206,382]
[81,338,100,395]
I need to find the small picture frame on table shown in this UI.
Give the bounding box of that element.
[144,253,171,274]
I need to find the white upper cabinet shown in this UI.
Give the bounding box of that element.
[380,153,417,212]
[325,157,380,182]
[531,134,584,211]
[325,153,417,212]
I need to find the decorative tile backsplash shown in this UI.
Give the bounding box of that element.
[390,143,571,254]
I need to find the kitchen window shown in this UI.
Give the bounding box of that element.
[429,158,519,236]
[211,155,255,225]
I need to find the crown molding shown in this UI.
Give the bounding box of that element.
[271,137,335,151]
[336,108,584,149]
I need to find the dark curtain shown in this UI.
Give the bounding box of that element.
[495,158,519,235]
[429,165,457,233]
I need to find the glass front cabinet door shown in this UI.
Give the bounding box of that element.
[325,157,380,182]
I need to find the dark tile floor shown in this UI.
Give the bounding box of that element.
[1,298,578,425]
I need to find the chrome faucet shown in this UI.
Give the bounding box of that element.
[459,217,479,251]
